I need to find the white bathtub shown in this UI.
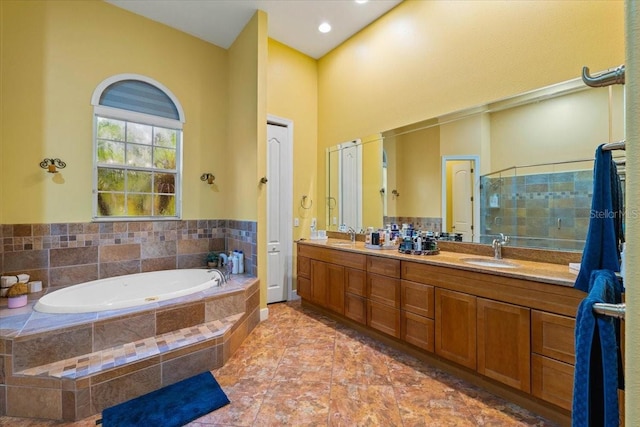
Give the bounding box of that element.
[34,269,223,314]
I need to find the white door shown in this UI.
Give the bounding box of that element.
[338,141,363,230]
[267,120,292,303]
[452,161,474,241]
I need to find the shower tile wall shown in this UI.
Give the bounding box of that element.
[481,171,592,250]
[0,219,257,290]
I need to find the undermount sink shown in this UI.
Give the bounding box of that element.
[462,258,520,269]
[331,242,355,247]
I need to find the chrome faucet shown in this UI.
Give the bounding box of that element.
[207,268,228,286]
[492,233,509,259]
[347,227,357,243]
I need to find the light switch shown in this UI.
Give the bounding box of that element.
[294,218,299,227]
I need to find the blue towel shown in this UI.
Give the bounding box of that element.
[574,144,622,292]
[572,269,624,427]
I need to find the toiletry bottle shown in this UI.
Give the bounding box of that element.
[231,252,239,275]
[238,251,244,274]
[226,255,234,276]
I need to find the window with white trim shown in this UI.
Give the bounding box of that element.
[91,75,184,219]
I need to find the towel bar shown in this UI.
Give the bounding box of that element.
[602,140,626,151]
[592,302,626,319]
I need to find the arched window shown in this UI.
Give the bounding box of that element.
[91,74,184,219]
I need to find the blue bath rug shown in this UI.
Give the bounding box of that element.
[101,371,229,427]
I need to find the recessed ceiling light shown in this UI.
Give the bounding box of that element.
[318,22,332,33]
[355,0,369,4]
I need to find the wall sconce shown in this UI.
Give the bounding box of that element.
[40,158,66,173]
[200,173,215,184]
[392,189,400,197]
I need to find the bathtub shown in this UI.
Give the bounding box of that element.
[34,269,224,314]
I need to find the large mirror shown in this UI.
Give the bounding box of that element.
[326,76,625,251]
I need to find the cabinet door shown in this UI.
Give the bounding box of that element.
[368,300,401,338]
[311,260,327,305]
[435,288,477,370]
[402,311,434,352]
[311,260,345,313]
[345,293,367,324]
[367,273,401,308]
[297,276,311,300]
[345,268,366,297]
[477,298,531,392]
[326,263,345,314]
[298,256,310,278]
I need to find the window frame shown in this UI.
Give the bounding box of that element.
[91,74,184,221]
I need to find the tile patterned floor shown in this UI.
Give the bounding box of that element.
[0,300,558,426]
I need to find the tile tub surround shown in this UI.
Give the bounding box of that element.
[0,219,258,290]
[0,276,260,420]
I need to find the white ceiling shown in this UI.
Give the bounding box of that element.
[105,0,402,59]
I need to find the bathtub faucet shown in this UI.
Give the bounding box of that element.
[207,268,227,286]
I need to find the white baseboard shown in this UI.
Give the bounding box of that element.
[260,307,269,321]
[290,290,301,301]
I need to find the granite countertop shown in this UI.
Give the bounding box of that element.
[297,238,579,287]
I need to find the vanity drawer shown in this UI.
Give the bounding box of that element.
[401,280,434,318]
[368,300,400,338]
[531,354,574,411]
[345,293,367,325]
[532,310,575,364]
[367,273,401,308]
[367,256,401,278]
[402,311,434,352]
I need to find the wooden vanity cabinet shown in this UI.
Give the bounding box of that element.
[297,242,583,421]
[477,298,531,392]
[435,288,477,369]
[531,310,576,410]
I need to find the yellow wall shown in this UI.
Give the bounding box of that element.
[228,10,268,306]
[0,0,230,223]
[395,126,440,218]
[490,87,617,172]
[266,39,318,241]
[316,0,624,228]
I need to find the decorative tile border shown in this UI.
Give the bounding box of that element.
[383,216,442,232]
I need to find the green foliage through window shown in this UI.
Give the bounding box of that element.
[95,116,180,218]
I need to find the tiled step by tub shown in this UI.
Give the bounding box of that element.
[15,314,243,380]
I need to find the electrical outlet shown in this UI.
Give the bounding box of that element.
[333,217,337,225]
[294,218,299,227]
